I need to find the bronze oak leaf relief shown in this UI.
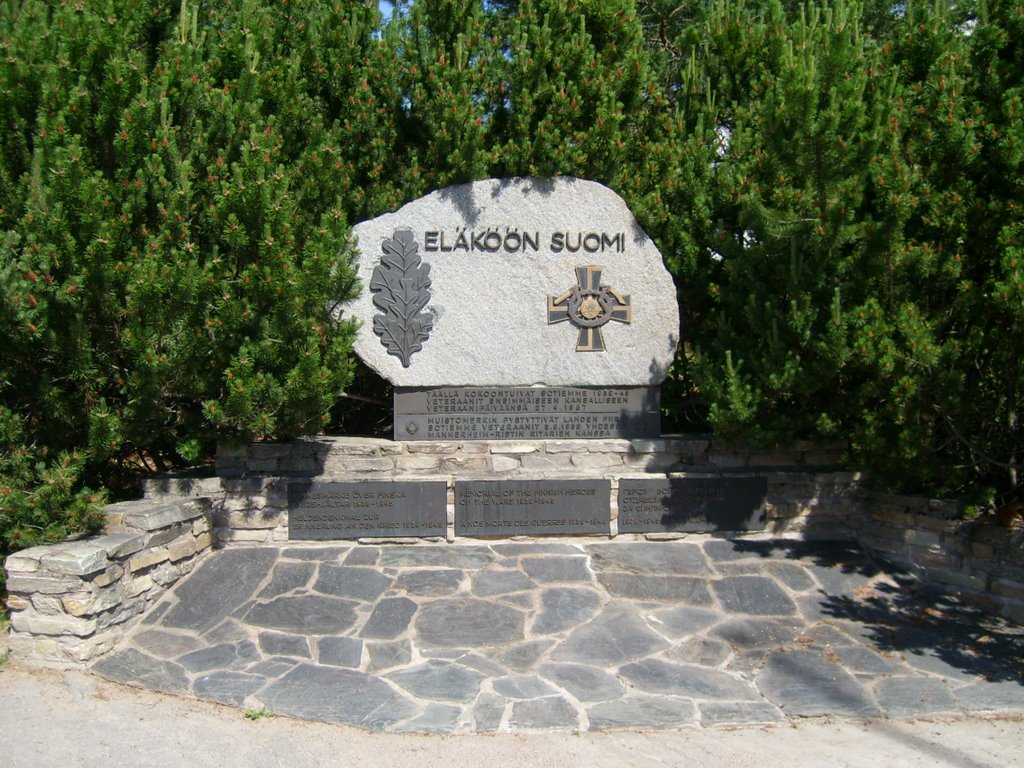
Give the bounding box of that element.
[370,229,434,367]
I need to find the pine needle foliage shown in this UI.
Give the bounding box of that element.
[3,0,1024,570]
[653,1,1024,500]
[0,0,373,560]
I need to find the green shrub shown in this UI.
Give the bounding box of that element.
[1,1,376,563]
[652,0,1024,501]
[0,407,105,591]
[2,0,1023,550]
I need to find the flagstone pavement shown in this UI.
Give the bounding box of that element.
[91,539,1024,733]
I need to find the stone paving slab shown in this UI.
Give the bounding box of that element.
[91,539,1024,733]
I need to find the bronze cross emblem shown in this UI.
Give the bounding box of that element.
[547,266,632,352]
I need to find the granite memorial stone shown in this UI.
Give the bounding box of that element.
[343,177,679,440]
[344,177,679,388]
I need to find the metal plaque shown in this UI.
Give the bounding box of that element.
[547,265,632,352]
[395,386,659,440]
[456,479,610,536]
[617,477,767,533]
[370,230,434,368]
[288,480,447,540]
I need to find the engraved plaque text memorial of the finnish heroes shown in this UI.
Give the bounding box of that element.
[617,477,767,534]
[288,481,447,540]
[455,479,610,536]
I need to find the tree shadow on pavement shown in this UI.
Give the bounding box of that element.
[729,539,1024,684]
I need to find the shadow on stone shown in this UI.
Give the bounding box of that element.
[729,539,1024,685]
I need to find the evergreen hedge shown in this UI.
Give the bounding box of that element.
[1,0,1022,571]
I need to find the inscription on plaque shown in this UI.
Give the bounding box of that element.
[288,481,446,540]
[617,477,767,533]
[395,387,659,440]
[456,479,610,536]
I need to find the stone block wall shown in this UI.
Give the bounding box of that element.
[852,492,1024,624]
[211,435,848,478]
[144,436,855,544]
[144,435,1022,625]
[4,498,212,666]
[6,435,1022,669]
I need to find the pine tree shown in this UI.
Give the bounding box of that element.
[0,0,378,483]
[841,1,981,489]
[897,0,1024,497]
[396,0,495,190]
[665,1,901,446]
[6,0,1024,555]
[652,0,1024,499]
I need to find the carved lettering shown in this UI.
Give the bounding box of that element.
[455,480,610,536]
[395,386,659,440]
[617,478,767,534]
[288,481,446,539]
[420,229,624,254]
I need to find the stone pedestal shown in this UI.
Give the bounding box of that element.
[178,435,855,545]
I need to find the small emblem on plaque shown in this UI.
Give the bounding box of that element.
[370,229,434,367]
[547,266,632,352]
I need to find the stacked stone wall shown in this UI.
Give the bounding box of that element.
[851,492,1024,623]
[144,436,1024,624]
[180,436,852,543]
[5,435,1023,668]
[4,498,212,666]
